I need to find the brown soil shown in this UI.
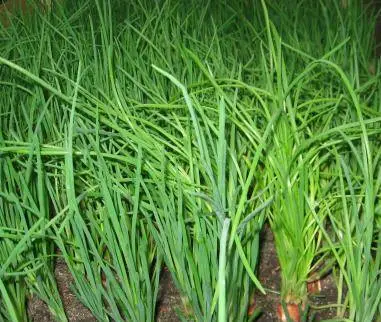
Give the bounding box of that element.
[156,268,182,322]
[27,261,183,322]
[27,259,96,322]
[28,226,339,322]
[254,225,338,321]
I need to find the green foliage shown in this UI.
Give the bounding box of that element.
[0,0,380,321]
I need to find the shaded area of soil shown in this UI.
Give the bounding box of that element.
[28,260,182,322]
[156,267,181,322]
[54,259,96,322]
[255,225,281,321]
[27,296,52,322]
[28,258,96,322]
[254,225,338,321]
[28,227,339,322]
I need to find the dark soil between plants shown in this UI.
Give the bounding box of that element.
[254,225,338,321]
[27,225,339,322]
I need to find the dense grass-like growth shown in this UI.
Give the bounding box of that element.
[0,0,380,321]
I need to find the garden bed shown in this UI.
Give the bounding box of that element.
[27,227,341,322]
[1,1,380,321]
